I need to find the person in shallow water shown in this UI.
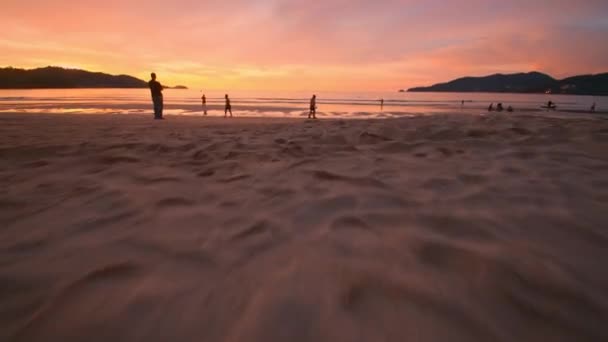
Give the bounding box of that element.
[201,93,207,115]
[309,94,317,119]
[224,94,233,117]
[148,73,164,119]
[591,102,596,113]
[496,103,504,111]
[488,103,494,111]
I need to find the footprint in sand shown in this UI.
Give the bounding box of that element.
[156,197,195,208]
[311,170,387,189]
[13,262,140,341]
[98,155,140,164]
[458,173,487,185]
[220,174,251,183]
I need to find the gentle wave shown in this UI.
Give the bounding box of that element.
[0,89,605,117]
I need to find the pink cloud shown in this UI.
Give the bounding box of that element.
[1,0,607,90]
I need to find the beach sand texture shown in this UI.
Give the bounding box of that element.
[1,112,608,341]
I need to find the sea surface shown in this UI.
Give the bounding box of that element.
[0,89,605,118]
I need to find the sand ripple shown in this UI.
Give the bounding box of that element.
[1,113,608,341]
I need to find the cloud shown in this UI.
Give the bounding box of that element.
[1,0,607,90]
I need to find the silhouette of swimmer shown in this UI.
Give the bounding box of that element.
[507,105,514,112]
[488,103,494,111]
[224,94,233,117]
[309,95,317,119]
[497,103,504,111]
[546,101,556,109]
[149,73,164,119]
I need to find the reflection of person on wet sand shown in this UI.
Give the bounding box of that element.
[308,95,317,119]
[224,94,232,118]
[201,93,207,115]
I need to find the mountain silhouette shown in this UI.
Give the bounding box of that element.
[0,66,148,89]
[558,74,608,95]
[408,72,608,95]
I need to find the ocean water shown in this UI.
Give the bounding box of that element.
[0,89,605,118]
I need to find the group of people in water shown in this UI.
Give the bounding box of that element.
[487,100,561,112]
[488,102,514,112]
[487,100,597,113]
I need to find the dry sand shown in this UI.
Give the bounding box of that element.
[1,112,608,342]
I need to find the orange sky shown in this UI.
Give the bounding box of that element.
[2,0,607,91]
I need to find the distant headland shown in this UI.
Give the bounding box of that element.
[0,66,187,89]
[407,71,608,96]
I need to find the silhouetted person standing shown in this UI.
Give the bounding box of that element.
[149,73,164,119]
[309,95,317,119]
[488,103,494,111]
[381,98,384,110]
[202,94,207,115]
[224,94,232,117]
[591,102,596,113]
[497,103,504,111]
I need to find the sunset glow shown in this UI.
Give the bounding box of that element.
[2,0,607,91]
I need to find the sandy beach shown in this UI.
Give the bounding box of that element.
[1,111,608,341]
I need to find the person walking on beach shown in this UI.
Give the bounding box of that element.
[201,93,207,115]
[149,73,164,120]
[309,95,317,119]
[224,94,233,117]
[381,98,384,110]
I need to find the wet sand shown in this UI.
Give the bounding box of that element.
[1,112,608,341]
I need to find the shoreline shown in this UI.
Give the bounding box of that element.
[0,108,606,122]
[0,104,456,119]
